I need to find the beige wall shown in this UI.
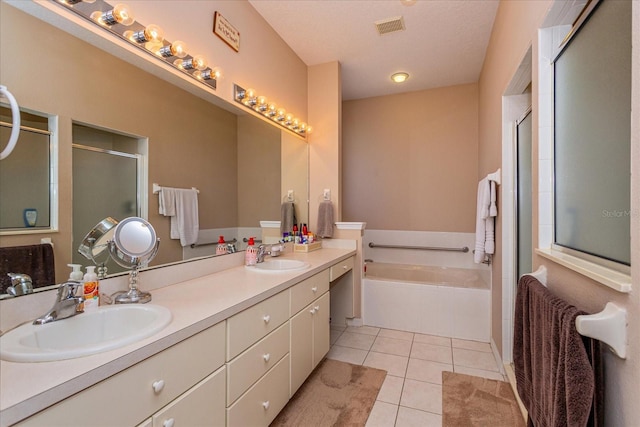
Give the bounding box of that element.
[342,84,479,232]
[480,1,640,424]
[309,62,342,233]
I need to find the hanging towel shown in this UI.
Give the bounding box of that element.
[474,178,491,263]
[158,188,176,217]
[514,275,602,427]
[317,200,334,238]
[159,188,199,247]
[280,202,297,235]
[0,244,55,294]
[489,180,498,217]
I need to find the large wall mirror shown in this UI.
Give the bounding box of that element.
[0,2,309,298]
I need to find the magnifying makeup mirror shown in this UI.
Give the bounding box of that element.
[79,217,160,304]
[77,217,119,279]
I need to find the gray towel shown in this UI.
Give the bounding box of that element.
[316,200,334,238]
[280,202,296,235]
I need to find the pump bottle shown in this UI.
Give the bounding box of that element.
[83,266,100,311]
[245,237,258,266]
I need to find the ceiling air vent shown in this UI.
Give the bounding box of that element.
[374,16,405,36]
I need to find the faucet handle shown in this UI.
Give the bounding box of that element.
[58,281,83,300]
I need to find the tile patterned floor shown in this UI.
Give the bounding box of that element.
[327,325,505,427]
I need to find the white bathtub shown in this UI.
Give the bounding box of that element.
[363,263,491,341]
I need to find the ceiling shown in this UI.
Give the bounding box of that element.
[248,0,500,101]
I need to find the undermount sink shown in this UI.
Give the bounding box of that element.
[250,259,310,272]
[0,304,172,363]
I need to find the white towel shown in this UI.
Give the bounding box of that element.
[158,188,176,216]
[474,178,491,263]
[159,188,199,247]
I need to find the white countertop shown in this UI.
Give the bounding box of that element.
[0,247,355,426]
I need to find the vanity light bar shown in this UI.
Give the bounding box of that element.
[52,0,218,90]
[233,84,312,139]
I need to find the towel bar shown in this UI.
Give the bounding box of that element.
[487,168,501,185]
[524,265,627,359]
[152,183,199,194]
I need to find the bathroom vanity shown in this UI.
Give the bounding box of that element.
[0,248,356,427]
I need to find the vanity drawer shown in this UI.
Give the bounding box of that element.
[17,322,226,427]
[290,269,330,315]
[330,257,354,282]
[227,290,289,360]
[227,321,290,405]
[226,354,290,427]
[152,366,226,427]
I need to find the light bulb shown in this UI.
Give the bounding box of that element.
[306,126,313,134]
[175,55,207,71]
[284,113,293,125]
[194,70,215,80]
[276,108,286,121]
[267,103,278,118]
[124,24,164,51]
[158,40,188,58]
[243,88,257,107]
[91,3,135,26]
[300,122,308,133]
[291,118,300,130]
[391,72,409,83]
[60,0,96,4]
[256,96,268,112]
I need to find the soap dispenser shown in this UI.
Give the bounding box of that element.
[245,237,258,266]
[83,266,99,311]
[216,235,228,256]
[67,264,83,281]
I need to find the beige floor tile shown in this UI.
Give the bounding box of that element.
[395,406,442,427]
[451,338,492,353]
[405,358,452,385]
[378,328,415,342]
[336,331,376,351]
[326,345,368,365]
[452,348,499,372]
[346,325,381,336]
[377,375,404,405]
[330,324,347,332]
[330,329,343,345]
[454,365,506,381]
[413,333,451,347]
[371,336,413,357]
[364,351,409,377]
[365,401,398,427]
[400,379,442,414]
[410,342,452,364]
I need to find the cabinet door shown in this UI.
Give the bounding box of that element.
[153,366,226,427]
[313,292,330,368]
[289,306,313,396]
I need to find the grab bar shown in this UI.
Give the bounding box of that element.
[368,243,469,253]
[190,238,237,248]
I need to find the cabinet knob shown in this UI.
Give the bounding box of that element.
[262,401,270,410]
[263,314,271,324]
[310,308,316,314]
[343,265,348,270]
[263,353,271,362]
[314,305,320,312]
[152,380,165,394]
[163,419,175,427]
[311,286,318,293]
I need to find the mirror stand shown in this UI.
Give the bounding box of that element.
[113,268,152,304]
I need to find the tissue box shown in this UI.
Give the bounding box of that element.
[294,241,322,252]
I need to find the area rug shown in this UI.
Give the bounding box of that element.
[270,358,387,426]
[442,371,526,427]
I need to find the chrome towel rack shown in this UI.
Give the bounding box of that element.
[524,265,628,359]
[368,243,469,253]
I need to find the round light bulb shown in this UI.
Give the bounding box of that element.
[276,108,286,121]
[256,96,268,112]
[267,103,278,117]
[158,40,188,58]
[284,113,293,125]
[306,126,313,134]
[300,122,308,132]
[212,68,221,79]
[143,24,164,43]
[91,3,135,26]
[192,55,207,70]
[291,118,300,129]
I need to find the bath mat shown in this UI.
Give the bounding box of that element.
[442,371,526,427]
[270,358,386,427]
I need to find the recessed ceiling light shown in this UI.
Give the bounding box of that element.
[401,0,416,6]
[391,72,409,83]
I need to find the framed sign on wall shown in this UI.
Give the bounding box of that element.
[213,11,240,52]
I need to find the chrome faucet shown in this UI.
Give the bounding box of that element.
[256,244,269,263]
[33,281,85,325]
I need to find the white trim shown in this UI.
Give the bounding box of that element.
[260,221,281,228]
[335,222,366,230]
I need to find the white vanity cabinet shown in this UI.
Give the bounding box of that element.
[17,322,226,427]
[289,269,331,396]
[225,289,291,427]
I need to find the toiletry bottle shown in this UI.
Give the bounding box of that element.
[216,235,228,255]
[68,264,83,281]
[245,237,258,266]
[83,266,99,311]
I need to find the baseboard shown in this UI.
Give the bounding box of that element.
[346,317,363,327]
[504,363,528,423]
[489,338,506,375]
